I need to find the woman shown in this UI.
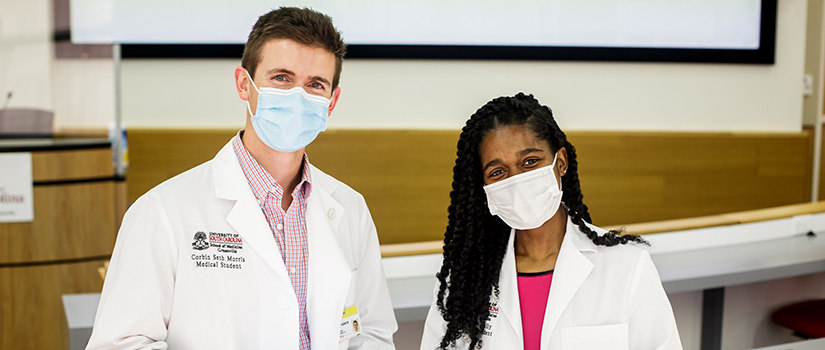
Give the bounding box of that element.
[420,93,681,349]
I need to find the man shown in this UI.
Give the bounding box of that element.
[87,7,397,349]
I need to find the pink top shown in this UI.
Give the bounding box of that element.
[232,132,313,349]
[517,270,554,350]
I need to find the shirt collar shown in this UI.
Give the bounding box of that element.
[231,130,312,205]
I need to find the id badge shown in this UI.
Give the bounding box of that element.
[339,305,361,343]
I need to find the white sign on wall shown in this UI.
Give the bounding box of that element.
[0,153,34,223]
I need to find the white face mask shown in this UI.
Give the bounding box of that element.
[483,153,563,230]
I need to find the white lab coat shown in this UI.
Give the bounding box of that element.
[87,140,397,350]
[421,218,681,350]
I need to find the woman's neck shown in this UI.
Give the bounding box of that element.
[514,209,567,273]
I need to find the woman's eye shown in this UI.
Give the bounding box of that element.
[489,169,503,178]
[523,158,539,166]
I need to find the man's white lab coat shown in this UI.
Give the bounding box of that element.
[87,141,397,349]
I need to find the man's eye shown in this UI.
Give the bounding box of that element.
[274,75,286,81]
[311,82,324,89]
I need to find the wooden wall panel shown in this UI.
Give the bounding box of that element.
[307,130,458,244]
[126,129,815,245]
[0,259,107,350]
[1,143,122,350]
[572,131,813,226]
[127,129,237,202]
[0,182,117,264]
[31,148,113,182]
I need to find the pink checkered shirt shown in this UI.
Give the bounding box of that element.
[232,133,312,349]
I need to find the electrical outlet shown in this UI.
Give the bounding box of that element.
[804,74,814,96]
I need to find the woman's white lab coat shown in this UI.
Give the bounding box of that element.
[87,141,397,349]
[420,219,681,350]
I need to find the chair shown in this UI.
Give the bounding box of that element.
[771,299,825,338]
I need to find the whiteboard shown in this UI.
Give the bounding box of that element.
[70,0,763,50]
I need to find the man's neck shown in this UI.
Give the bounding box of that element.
[241,128,305,210]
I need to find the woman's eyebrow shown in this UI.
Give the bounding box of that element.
[482,158,501,172]
[517,148,544,157]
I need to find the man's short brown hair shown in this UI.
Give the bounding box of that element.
[242,7,346,89]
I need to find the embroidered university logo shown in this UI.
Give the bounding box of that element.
[192,231,209,250]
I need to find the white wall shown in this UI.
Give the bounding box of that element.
[52,59,114,130]
[116,0,807,132]
[4,0,807,133]
[0,0,52,112]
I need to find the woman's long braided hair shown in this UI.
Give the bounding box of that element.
[435,93,647,349]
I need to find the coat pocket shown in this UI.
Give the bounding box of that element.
[560,322,629,350]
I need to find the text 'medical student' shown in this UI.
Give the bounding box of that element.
[87,7,397,350]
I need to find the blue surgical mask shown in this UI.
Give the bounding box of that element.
[245,70,331,152]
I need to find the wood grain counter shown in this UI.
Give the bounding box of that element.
[0,138,124,350]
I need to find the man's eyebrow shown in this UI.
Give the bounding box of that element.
[482,158,501,172]
[310,75,332,86]
[265,68,295,76]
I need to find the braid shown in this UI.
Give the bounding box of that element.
[437,98,511,349]
[561,141,648,246]
[436,93,646,349]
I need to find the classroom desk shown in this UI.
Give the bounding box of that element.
[64,211,825,349]
[749,337,825,350]
[382,212,825,350]
[653,230,825,350]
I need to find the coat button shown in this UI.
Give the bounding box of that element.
[327,208,336,220]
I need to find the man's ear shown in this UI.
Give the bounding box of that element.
[327,87,341,116]
[234,66,251,101]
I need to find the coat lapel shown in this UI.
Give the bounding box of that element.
[540,218,595,348]
[211,142,292,289]
[498,229,524,346]
[305,166,351,349]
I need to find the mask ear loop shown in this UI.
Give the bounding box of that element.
[244,69,261,93]
[550,151,559,171]
[244,69,260,118]
[552,151,565,191]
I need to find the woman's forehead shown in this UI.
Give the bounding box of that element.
[480,125,550,154]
